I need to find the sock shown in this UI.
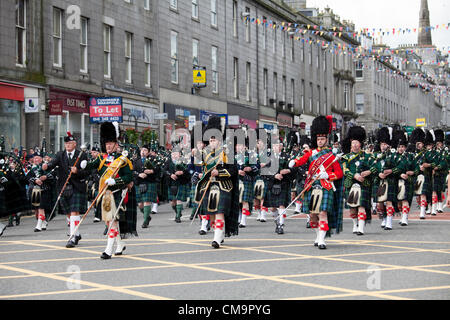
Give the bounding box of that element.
[278,208,286,225]
[105,227,118,256]
[260,206,268,221]
[432,195,438,214]
[176,204,183,218]
[420,200,427,217]
[310,221,319,243]
[143,206,151,223]
[386,206,394,228]
[114,227,125,254]
[152,203,158,213]
[213,219,225,245]
[200,215,210,232]
[401,206,409,224]
[240,208,250,225]
[358,211,366,233]
[318,221,329,245]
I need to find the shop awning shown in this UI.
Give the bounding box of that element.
[0,82,25,101]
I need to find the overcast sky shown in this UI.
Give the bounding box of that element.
[306,0,450,51]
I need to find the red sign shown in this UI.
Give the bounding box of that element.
[277,113,293,128]
[0,82,25,101]
[89,97,123,123]
[49,88,89,113]
[49,100,63,116]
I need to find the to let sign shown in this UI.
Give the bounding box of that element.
[89,97,123,123]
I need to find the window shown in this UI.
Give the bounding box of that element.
[211,0,217,27]
[211,46,218,93]
[192,0,198,19]
[232,1,238,37]
[53,7,62,67]
[80,17,88,73]
[290,37,294,61]
[125,32,132,83]
[262,16,267,50]
[233,57,239,98]
[144,0,150,10]
[144,38,151,87]
[192,39,199,67]
[301,80,305,113]
[309,82,313,113]
[281,32,285,58]
[317,85,320,114]
[290,79,295,107]
[245,7,250,42]
[273,26,277,54]
[300,41,304,62]
[15,0,26,66]
[324,87,327,113]
[171,31,178,84]
[355,59,363,78]
[323,49,327,71]
[263,69,268,106]
[170,0,177,10]
[273,72,278,107]
[103,25,111,78]
[246,62,251,102]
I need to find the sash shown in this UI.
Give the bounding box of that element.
[304,151,333,190]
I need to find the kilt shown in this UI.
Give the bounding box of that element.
[4,182,29,214]
[373,178,397,203]
[405,178,415,205]
[190,183,198,208]
[432,174,445,200]
[0,187,7,218]
[119,186,137,234]
[135,182,158,203]
[240,178,254,203]
[167,183,190,201]
[59,189,87,215]
[264,182,291,208]
[295,180,306,194]
[198,181,233,216]
[29,187,52,211]
[344,184,371,209]
[302,182,334,214]
[254,178,269,200]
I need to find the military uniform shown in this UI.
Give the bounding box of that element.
[236,148,259,228]
[164,153,190,223]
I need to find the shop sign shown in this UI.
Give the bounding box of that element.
[49,100,63,116]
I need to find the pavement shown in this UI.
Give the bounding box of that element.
[0,202,449,302]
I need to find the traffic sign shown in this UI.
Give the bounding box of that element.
[154,113,168,120]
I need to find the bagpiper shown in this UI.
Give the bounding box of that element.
[253,132,270,223]
[193,116,240,248]
[289,116,344,249]
[342,126,374,236]
[415,129,435,219]
[81,122,135,259]
[431,129,447,215]
[86,144,101,223]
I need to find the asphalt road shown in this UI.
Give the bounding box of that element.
[0,202,449,302]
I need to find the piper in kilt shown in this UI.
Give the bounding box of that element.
[416,129,436,219]
[264,140,294,235]
[194,116,240,249]
[290,116,344,249]
[253,136,270,223]
[133,144,160,228]
[86,144,101,223]
[342,126,374,236]
[236,139,259,228]
[431,130,447,215]
[82,122,135,259]
[43,132,89,248]
[164,149,190,223]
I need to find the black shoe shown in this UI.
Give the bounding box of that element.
[34,228,41,232]
[239,224,246,228]
[151,211,157,215]
[132,231,138,237]
[101,252,111,259]
[199,230,207,235]
[438,210,443,213]
[175,218,181,223]
[384,227,392,231]
[66,240,76,248]
[211,241,220,249]
[15,215,21,226]
[103,227,108,235]
[93,218,101,223]
[142,222,149,228]
[420,217,426,220]
[401,223,408,226]
[314,242,318,247]
[115,247,126,256]
[306,222,311,229]
[6,221,13,228]
[294,211,301,215]
[74,235,82,245]
[318,244,327,250]
[357,232,364,236]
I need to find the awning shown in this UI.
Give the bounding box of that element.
[0,82,25,101]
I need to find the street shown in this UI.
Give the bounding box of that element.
[0,202,449,301]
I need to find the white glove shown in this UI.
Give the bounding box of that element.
[289,160,296,169]
[0,177,8,184]
[106,178,116,186]
[314,172,329,180]
[80,160,87,169]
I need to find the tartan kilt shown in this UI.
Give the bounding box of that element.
[264,182,291,208]
[432,174,445,195]
[295,180,306,194]
[405,178,415,205]
[119,186,137,234]
[59,189,87,215]
[135,182,158,203]
[29,188,52,211]
[302,182,334,214]
[190,183,198,208]
[240,178,254,203]
[198,181,233,216]
[344,184,371,209]
[167,183,190,201]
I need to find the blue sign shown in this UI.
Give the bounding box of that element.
[200,111,228,125]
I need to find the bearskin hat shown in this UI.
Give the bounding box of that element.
[376,127,392,145]
[100,122,120,153]
[341,137,351,154]
[434,129,444,143]
[409,128,426,145]
[425,129,435,145]
[346,126,366,146]
[391,129,408,148]
[310,115,332,148]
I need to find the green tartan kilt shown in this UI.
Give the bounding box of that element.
[119,186,137,234]
[405,179,415,205]
[302,182,334,214]
[344,184,371,209]
[167,183,190,201]
[432,174,445,194]
[198,181,233,216]
[59,189,87,214]
[264,182,291,208]
[295,180,306,194]
[240,178,254,203]
[136,182,158,203]
[416,174,432,196]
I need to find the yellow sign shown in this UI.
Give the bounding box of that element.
[193,67,206,87]
[416,118,426,127]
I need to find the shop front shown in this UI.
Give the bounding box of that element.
[49,87,94,152]
[277,112,293,144]
[0,82,24,150]
[227,102,258,130]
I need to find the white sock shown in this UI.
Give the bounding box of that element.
[278,208,285,225]
[386,215,393,229]
[438,202,443,212]
[358,219,365,234]
[381,217,386,227]
[318,230,327,246]
[115,235,125,254]
[352,218,358,233]
[213,222,224,245]
[420,206,426,218]
[35,214,44,230]
[42,219,48,229]
[200,218,209,232]
[432,203,437,215]
[152,203,158,212]
[240,214,247,226]
[295,202,301,212]
[260,209,267,221]
[314,228,319,244]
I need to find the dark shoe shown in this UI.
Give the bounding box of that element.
[151,211,157,215]
[239,224,246,228]
[384,227,392,231]
[420,217,426,220]
[141,222,149,228]
[211,241,220,249]
[438,210,443,214]
[175,217,181,223]
[314,242,318,247]
[66,240,76,248]
[132,231,138,237]
[15,214,21,226]
[115,247,126,256]
[306,222,311,229]
[276,224,284,235]
[401,223,408,226]
[34,228,41,232]
[101,252,111,259]
[6,221,13,228]
[318,244,327,250]
[74,235,82,245]
[357,232,364,236]
[199,230,207,235]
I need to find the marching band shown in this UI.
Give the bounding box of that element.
[1,116,450,258]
